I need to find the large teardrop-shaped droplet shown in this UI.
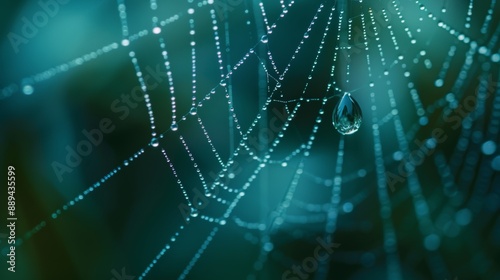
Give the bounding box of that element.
[332,93,362,135]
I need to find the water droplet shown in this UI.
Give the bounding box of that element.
[190,208,199,217]
[189,107,197,115]
[260,35,268,43]
[491,155,500,171]
[151,137,160,147]
[152,27,161,34]
[482,140,497,155]
[332,93,362,135]
[491,53,500,62]
[23,85,34,95]
[419,116,428,126]
[424,234,440,251]
[171,123,179,131]
[220,79,227,86]
[263,242,274,252]
[342,202,353,213]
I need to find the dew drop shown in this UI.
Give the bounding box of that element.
[263,242,274,252]
[482,140,497,155]
[342,202,353,213]
[419,116,429,126]
[424,234,440,251]
[171,123,179,131]
[189,107,197,115]
[23,85,34,95]
[491,54,500,62]
[260,35,268,43]
[491,156,500,171]
[435,79,444,87]
[190,208,199,217]
[151,137,160,147]
[152,27,161,34]
[332,93,362,135]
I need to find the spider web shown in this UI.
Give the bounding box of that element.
[1,0,499,279]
